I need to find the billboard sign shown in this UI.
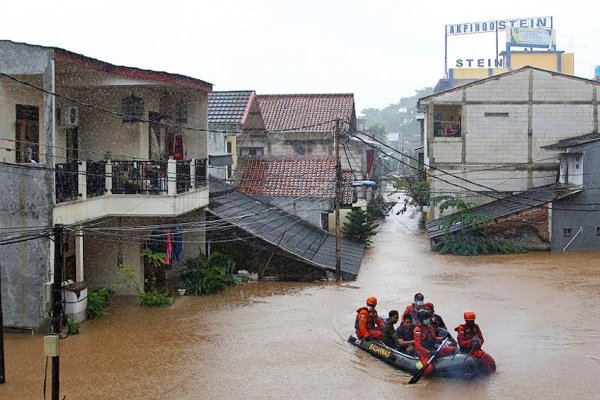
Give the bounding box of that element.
[446,16,552,35]
[508,28,555,48]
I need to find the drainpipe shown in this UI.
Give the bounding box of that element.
[562,226,583,251]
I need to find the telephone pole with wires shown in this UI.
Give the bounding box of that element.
[334,119,342,282]
[49,224,65,400]
[0,260,5,384]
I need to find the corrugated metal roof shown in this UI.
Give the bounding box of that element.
[426,184,580,239]
[208,188,364,278]
[541,133,600,150]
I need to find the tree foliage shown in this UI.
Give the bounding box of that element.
[341,208,379,247]
[179,251,235,295]
[360,87,433,141]
[390,177,430,214]
[432,197,525,256]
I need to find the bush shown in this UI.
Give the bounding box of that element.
[67,318,80,335]
[86,287,114,319]
[140,290,173,307]
[179,252,235,295]
[367,194,395,220]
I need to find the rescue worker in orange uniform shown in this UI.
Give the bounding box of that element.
[455,311,496,375]
[413,310,456,378]
[355,297,385,341]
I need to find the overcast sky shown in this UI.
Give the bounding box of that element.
[1,0,599,113]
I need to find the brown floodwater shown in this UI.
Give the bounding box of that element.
[2,200,600,399]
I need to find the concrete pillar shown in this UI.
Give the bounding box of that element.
[190,158,196,189]
[167,157,176,195]
[75,230,84,282]
[78,160,87,199]
[105,160,112,194]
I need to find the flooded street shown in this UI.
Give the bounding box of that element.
[2,201,600,399]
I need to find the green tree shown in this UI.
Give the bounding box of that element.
[432,197,525,256]
[341,208,379,247]
[390,176,430,214]
[360,87,433,141]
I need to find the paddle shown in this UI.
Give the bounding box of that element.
[408,337,450,384]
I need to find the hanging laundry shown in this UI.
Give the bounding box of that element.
[172,226,184,262]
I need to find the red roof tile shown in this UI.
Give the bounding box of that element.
[257,94,355,132]
[238,157,337,198]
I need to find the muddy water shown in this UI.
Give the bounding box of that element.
[2,202,600,400]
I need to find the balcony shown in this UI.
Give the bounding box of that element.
[54,158,209,225]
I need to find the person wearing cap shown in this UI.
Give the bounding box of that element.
[413,309,456,378]
[402,292,426,325]
[424,302,447,330]
[455,311,496,374]
[355,296,384,341]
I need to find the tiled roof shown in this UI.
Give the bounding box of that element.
[258,94,355,132]
[208,91,255,125]
[208,186,364,279]
[541,133,600,150]
[238,156,336,198]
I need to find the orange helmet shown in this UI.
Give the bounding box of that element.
[464,311,476,321]
[366,297,378,306]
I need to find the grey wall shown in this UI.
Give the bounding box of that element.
[257,196,332,229]
[0,164,54,328]
[0,40,52,75]
[552,142,600,251]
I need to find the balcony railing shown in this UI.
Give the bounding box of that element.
[56,162,79,203]
[55,158,208,204]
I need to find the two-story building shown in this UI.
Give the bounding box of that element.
[418,66,600,220]
[0,40,211,329]
[207,90,266,180]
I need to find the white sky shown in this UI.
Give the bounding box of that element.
[1,0,599,113]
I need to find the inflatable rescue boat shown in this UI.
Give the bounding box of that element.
[348,334,483,380]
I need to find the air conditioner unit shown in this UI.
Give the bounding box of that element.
[58,106,79,126]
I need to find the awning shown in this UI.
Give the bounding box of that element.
[208,186,364,279]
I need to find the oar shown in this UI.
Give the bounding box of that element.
[408,337,450,384]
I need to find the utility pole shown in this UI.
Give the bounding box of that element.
[50,224,64,400]
[0,260,5,384]
[334,119,342,282]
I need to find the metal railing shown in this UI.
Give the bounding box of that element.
[112,160,167,194]
[55,162,79,203]
[55,158,208,202]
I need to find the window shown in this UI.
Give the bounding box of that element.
[433,105,461,137]
[240,147,264,156]
[484,112,509,117]
[563,228,572,237]
[16,105,40,162]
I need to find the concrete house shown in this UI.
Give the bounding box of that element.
[207,91,266,180]
[418,67,600,219]
[543,133,600,251]
[236,156,354,230]
[0,40,211,329]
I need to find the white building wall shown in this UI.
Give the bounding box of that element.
[532,70,594,101]
[465,73,530,102]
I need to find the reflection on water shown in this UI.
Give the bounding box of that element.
[2,202,600,399]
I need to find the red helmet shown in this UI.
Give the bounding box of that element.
[424,302,434,311]
[366,297,377,306]
[464,311,476,321]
